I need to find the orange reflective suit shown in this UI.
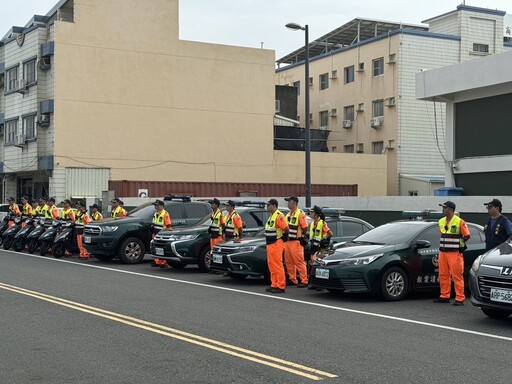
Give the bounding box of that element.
[266,210,289,290]
[284,209,308,285]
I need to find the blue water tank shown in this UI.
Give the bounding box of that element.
[434,187,464,196]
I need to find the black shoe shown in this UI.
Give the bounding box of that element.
[433,298,450,303]
[270,288,285,294]
[453,300,464,306]
[297,283,307,288]
[265,287,278,292]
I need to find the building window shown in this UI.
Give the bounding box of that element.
[372,57,384,77]
[344,65,354,84]
[372,100,384,118]
[473,43,489,53]
[372,141,384,154]
[7,67,18,92]
[409,191,418,196]
[293,80,300,96]
[344,144,354,153]
[23,59,36,84]
[6,120,17,145]
[344,105,355,121]
[319,111,329,127]
[23,115,36,140]
[319,73,329,90]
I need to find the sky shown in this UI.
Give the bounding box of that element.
[1,0,511,59]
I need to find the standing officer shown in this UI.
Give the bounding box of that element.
[307,206,333,290]
[151,199,172,268]
[483,199,512,251]
[119,200,128,217]
[208,198,225,250]
[61,199,76,222]
[45,197,60,223]
[264,199,289,293]
[434,201,470,306]
[20,196,33,228]
[31,200,40,217]
[284,196,309,288]
[75,201,91,259]
[90,204,103,221]
[7,197,21,227]
[111,198,127,218]
[223,200,243,240]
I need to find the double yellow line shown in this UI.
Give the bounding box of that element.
[0,282,337,381]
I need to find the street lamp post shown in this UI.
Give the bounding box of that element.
[286,22,311,208]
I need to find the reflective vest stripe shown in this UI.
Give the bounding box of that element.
[286,210,303,240]
[224,212,240,238]
[209,210,223,237]
[439,216,464,252]
[309,220,326,247]
[265,211,283,244]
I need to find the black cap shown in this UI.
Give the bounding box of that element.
[7,196,15,202]
[311,205,323,216]
[39,197,47,202]
[208,198,220,206]
[21,195,29,201]
[61,199,72,205]
[91,204,99,209]
[76,201,86,208]
[152,199,165,206]
[48,197,56,203]
[111,198,121,204]
[439,201,456,210]
[266,198,278,206]
[484,199,502,209]
[223,200,236,207]
[285,196,299,203]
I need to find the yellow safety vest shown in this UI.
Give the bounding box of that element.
[286,209,304,240]
[265,210,284,244]
[224,211,241,239]
[309,219,327,248]
[209,209,223,238]
[439,215,465,252]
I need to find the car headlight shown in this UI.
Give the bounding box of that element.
[101,225,119,232]
[231,246,257,255]
[471,255,483,272]
[169,234,199,241]
[321,254,383,266]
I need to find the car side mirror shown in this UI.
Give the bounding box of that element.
[414,240,431,249]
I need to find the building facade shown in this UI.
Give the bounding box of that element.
[0,0,388,202]
[275,5,511,196]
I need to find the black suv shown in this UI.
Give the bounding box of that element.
[84,196,212,264]
[150,202,282,272]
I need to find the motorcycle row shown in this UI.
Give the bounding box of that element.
[0,214,80,258]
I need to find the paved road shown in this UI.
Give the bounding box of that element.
[1,250,512,383]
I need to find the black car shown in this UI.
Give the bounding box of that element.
[309,212,486,301]
[469,238,512,318]
[150,202,284,272]
[84,196,212,264]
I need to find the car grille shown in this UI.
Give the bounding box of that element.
[212,245,238,255]
[478,275,512,299]
[84,226,101,235]
[311,277,368,290]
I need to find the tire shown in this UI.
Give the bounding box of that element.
[28,239,38,254]
[12,238,24,252]
[481,308,511,319]
[3,237,13,250]
[168,262,187,269]
[0,237,3,247]
[198,248,212,272]
[40,241,50,256]
[117,237,145,264]
[380,267,409,301]
[53,242,65,258]
[94,254,116,262]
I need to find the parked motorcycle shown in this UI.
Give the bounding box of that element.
[12,217,37,252]
[38,220,62,256]
[52,221,79,258]
[0,215,12,247]
[3,216,24,250]
[26,218,47,254]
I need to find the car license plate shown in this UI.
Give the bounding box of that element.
[315,268,329,279]
[213,254,223,264]
[84,236,91,244]
[490,288,512,303]
[155,248,164,256]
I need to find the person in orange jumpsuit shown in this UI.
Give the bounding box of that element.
[208,198,225,250]
[265,199,289,293]
[223,200,243,240]
[283,196,309,287]
[75,202,92,259]
[151,200,173,268]
[433,201,470,306]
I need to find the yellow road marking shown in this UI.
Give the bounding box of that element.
[0,282,337,381]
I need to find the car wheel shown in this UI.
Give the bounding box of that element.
[118,238,146,264]
[380,267,408,301]
[481,308,511,319]
[198,248,212,272]
[94,254,116,262]
[28,239,38,254]
[168,262,187,269]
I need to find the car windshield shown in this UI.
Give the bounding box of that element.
[351,222,426,245]
[127,203,155,219]
[195,213,213,226]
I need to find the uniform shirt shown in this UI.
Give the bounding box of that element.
[22,203,33,217]
[91,211,103,221]
[61,208,75,222]
[8,203,21,217]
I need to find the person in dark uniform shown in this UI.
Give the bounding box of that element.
[483,199,512,251]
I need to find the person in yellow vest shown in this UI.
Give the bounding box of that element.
[45,197,60,224]
[208,198,225,250]
[307,206,333,290]
[60,199,75,222]
[223,200,243,241]
[433,201,470,306]
[111,198,127,218]
[6,197,21,227]
[75,201,92,259]
[151,199,172,268]
[31,200,40,216]
[119,200,128,217]
[264,199,289,293]
[37,197,49,218]
[284,196,309,288]
[20,196,33,228]
[90,204,103,221]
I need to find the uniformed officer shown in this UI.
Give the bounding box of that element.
[45,197,60,224]
[208,198,225,250]
[90,204,103,221]
[284,196,309,287]
[264,199,289,293]
[483,199,512,251]
[434,201,470,306]
[223,200,243,240]
[7,197,21,227]
[307,206,333,290]
[20,196,33,228]
[111,198,127,218]
[60,199,76,222]
[151,199,172,268]
[75,201,91,259]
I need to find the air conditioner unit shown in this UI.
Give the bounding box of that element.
[38,57,51,70]
[330,108,337,117]
[357,62,365,72]
[15,134,26,146]
[342,120,353,128]
[356,103,364,112]
[371,117,383,128]
[330,70,338,79]
[388,53,396,63]
[38,114,50,127]
[385,97,396,107]
[356,143,364,153]
[16,79,27,93]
